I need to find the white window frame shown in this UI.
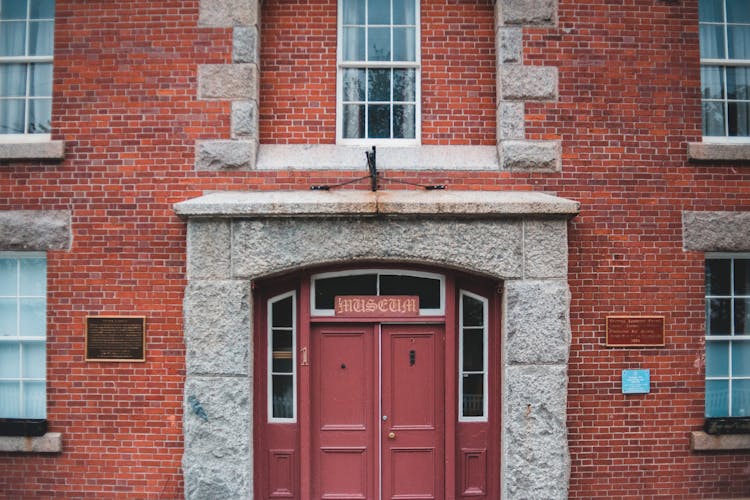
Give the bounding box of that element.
[0,0,54,141]
[705,253,750,418]
[267,290,297,423]
[458,290,488,422]
[336,0,421,146]
[700,0,750,141]
[0,251,47,420]
[310,268,445,317]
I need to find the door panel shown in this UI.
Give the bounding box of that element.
[381,324,444,500]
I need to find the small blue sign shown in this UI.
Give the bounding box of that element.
[622,369,650,394]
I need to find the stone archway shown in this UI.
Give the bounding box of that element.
[175,189,578,499]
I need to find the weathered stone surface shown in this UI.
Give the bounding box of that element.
[504,280,570,364]
[183,376,252,500]
[184,280,252,375]
[683,211,750,251]
[198,64,258,101]
[687,142,750,162]
[231,101,258,139]
[0,433,63,453]
[500,140,561,172]
[504,364,569,499]
[497,27,523,63]
[524,219,568,277]
[0,140,64,160]
[496,0,557,26]
[199,0,258,27]
[0,210,71,250]
[233,26,259,64]
[187,220,232,280]
[498,102,525,141]
[691,431,750,451]
[499,65,558,102]
[195,140,258,171]
[231,218,524,280]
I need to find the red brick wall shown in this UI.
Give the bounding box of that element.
[1,0,750,498]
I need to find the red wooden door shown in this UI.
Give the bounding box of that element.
[310,323,445,499]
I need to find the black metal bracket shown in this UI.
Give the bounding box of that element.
[311,146,447,192]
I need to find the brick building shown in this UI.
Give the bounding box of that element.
[1,0,749,498]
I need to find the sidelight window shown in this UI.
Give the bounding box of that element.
[459,290,488,421]
[268,291,296,422]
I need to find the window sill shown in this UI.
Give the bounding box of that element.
[0,432,62,453]
[690,431,750,451]
[0,140,65,161]
[687,142,750,162]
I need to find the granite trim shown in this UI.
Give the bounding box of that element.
[0,210,71,251]
[688,142,750,162]
[0,433,62,453]
[0,140,65,161]
[682,211,750,252]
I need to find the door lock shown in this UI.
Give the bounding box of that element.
[388,431,396,439]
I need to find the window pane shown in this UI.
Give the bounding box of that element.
[0,99,25,134]
[29,20,54,56]
[706,340,729,376]
[463,295,484,327]
[706,379,729,417]
[20,258,46,296]
[727,101,750,136]
[342,0,365,24]
[732,379,750,417]
[0,21,26,56]
[315,274,377,309]
[368,27,390,61]
[699,0,723,22]
[379,274,440,309]
[728,25,750,60]
[393,104,415,138]
[728,0,750,23]
[703,101,725,136]
[736,259,750,294]
[368,68,391,101]
[462,374,484,417]
[736,298,750,335]
[0,381,21,418]
[393,0,415,25]
[28,98,50,133]
[707,298,732,335]
[0,298,17,336]
[393,69,415,101]
[23,380,45,418]
[727,67,750,100]
[30,0,55,19]
[272,354,293,373]
[0,259,17,296]
[272,329,292,351]
[342,68,365,102]
[342,104,365,138]
[393,27,416,61]
[22,341,45,378]
[463,330,484,372]
[707,259,732,295]
[272,296,292,327]
[0,0,28,20]
[733,340,750,376]
[20,298,45,337]
[0,343,20,378]
[30,63,52,97]
[0,64,27,97]
[700,24,725,59]
[343,27,365,61]
[368,0,390,25]
[368,104,390,138]
[272,374,293,419]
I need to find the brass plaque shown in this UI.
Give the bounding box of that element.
[86,316,146,362]
[606,316,665,347]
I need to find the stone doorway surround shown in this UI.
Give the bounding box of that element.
[174,189,579,499]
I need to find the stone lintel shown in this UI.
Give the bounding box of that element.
[0,210,71,250]
[198,64,258,101]
[688,142,750,162]
[0,432,63,453]
[691,431,750,451]
[499,140,561,172]
[199,0,258,27]
[0,140,65,161]
[682,211,750,252]
[174,190,580,219]
[499,65,558,102]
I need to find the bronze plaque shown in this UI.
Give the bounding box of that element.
[335,295,420,317]
[606,316,665,347]
[86,316,146,362]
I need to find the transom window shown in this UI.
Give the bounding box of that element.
[0,0,55,138]
[705,254,750,417]
[337,0,420,143]
[699,0,750,139]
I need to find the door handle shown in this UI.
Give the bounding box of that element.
[388,431,396,439]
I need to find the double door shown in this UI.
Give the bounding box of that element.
[310,323,445,499]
